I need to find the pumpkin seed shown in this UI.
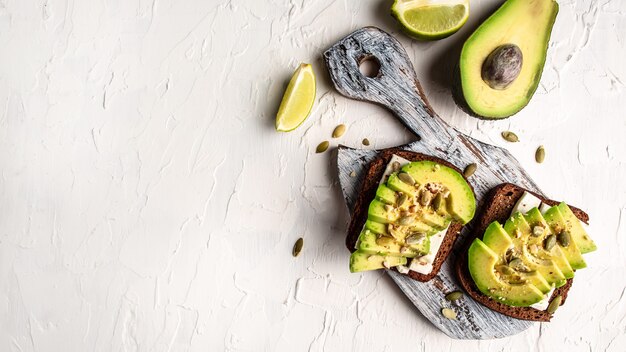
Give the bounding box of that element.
[362,138,370,146]
[419,190,432,206]
[535,145,545,163]
[509,276,528,285]
[463,163,477,178]
[292,238,304,257]
[391,161,401,171]
[433,193,443,212]
[397,193,408,207]
[445,291,463,302]
[316,141,329,153]
[397,215,415,226]
[557,231,570,247]
[547,295,562,314]
[398,172,416,186]
[376,236,394,246]
[332,124,346,138]
[544,234,556,251]
[508,257,522,266]
[405,233,425,245]
[508,258,530,272]
[505,248,516,263]
[532,226,544,237]
[502,131,520,142]
[388,226,402,240]
[441,308,457,320]
[496,265,515,276]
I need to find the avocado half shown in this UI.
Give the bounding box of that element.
[455,0,559,119]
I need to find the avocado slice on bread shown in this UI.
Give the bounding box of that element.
[468,239,546,307]
[346,150,476,281]
[502,212,567,287]
[350,251,407,272]
[524,208,575,279]
[457,184,596,322]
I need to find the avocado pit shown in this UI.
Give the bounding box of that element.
[481,44,523,90]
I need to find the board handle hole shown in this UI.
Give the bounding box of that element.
[359,55,380,78]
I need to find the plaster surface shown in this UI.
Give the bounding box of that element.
[0,0,624,351]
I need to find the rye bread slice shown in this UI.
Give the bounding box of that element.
[346,148,472,282]
[455,183,589,322]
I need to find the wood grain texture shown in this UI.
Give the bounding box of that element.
[325,27,544,339]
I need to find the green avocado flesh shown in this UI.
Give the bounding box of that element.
[352,160,476,273]
[543,206,587,270]
[350,251,407,273]
[357,230,421,258]
[469,202,595,307]
[386,173,417,196]
[503,212,566,287]
[481,222,551,293]
[458,0,559,119]
[375,184,397,205]
[524,208,574,279]
[357,228,431,256]
[468,239,545,306]
[556,203,597,254]
[368,199,399,224]
[401,161,476,224]
[419,210,451,228]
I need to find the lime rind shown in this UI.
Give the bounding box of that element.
[275,63,316,132]
[391,0,469,41]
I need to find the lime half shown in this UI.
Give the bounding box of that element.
[275,63,316,132]
[391,0,469,41]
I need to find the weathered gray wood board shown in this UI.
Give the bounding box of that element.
[325,27,544,339]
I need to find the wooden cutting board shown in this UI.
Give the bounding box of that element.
[324,27,544,339]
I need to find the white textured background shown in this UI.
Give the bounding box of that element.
[0,0,625,351]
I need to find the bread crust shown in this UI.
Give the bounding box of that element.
[455,183,589,322]
[346,148,472,282]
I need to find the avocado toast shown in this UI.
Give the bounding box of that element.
[347,149,476,281]
[456,183,596,321]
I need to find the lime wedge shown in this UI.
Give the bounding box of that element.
[275,63,316,132]
[391,0,469,41]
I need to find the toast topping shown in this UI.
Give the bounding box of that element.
[350,155,475,275]
[467,191,596,311]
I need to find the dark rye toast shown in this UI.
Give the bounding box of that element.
[346,148,472,282]
[455,183,589,322]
